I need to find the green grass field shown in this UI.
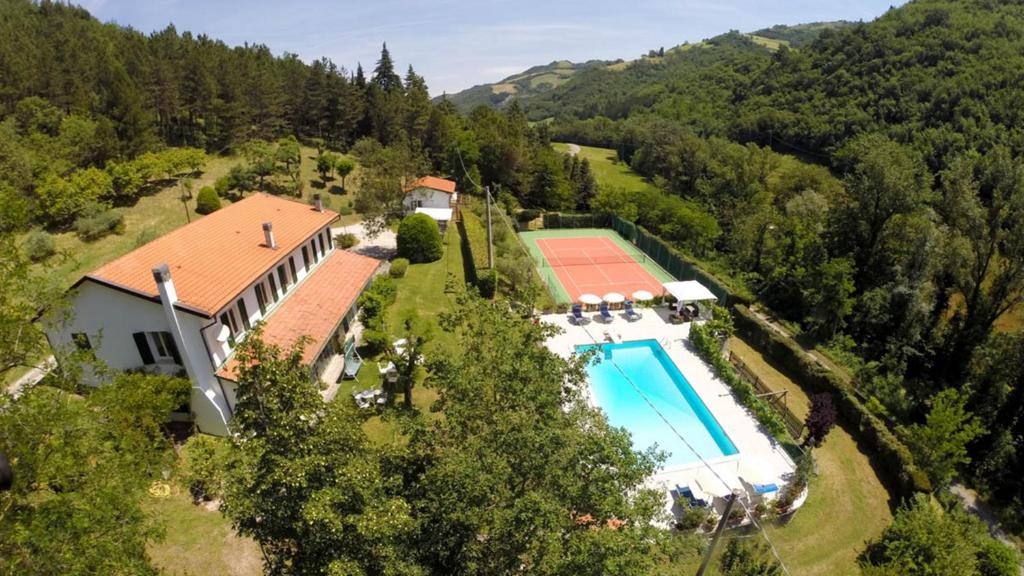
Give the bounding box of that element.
[552,143,660,194]
[726,338,893,576]
[146,483,261,576]
[336,225,465,443]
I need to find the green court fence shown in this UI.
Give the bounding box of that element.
[542,212,612,229]
[612,215,741,305]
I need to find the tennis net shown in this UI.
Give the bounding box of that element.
[539,251,647,267]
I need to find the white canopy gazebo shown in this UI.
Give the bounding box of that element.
[414,207,453,232]
[662,280,718,319]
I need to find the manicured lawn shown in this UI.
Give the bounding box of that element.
[726,337,893,576]
[145,483,261,576]
[338,225,465,443]
[552,143,660,194]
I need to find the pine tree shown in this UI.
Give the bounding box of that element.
[372,43,402,93]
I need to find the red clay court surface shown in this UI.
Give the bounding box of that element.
[536,236,664,302]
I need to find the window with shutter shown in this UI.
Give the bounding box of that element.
[133,332,155,365]
[237,298,251,330]
[268,274,279,303]
[302,247,310,271]
[289,257,298,282]
[255,284,267,315]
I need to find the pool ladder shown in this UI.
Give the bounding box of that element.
[659,337,671,349]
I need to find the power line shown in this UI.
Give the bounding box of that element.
[574,323,792,575]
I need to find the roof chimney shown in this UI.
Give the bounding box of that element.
[262,221,276,249]
[313,193,323,212]
[152,263,176,302]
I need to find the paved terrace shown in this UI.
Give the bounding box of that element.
[541,305,797,522]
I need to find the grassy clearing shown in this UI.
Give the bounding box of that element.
[299,145,363,226]
[746,34,789,51]
[337,225,465,443]
[145,483,261,576]
[725,337,893,576]
[552,143,660,194]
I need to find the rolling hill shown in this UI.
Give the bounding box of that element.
[440,21,853,114]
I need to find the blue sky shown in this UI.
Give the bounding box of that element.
[80,0,905,96]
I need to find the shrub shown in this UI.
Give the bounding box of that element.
[476,268,497,298]
[334,232,358,249]
[396,213,442,263]
[214,175,230,196]
[338,205,354,216]
[23,229,55,261]
[361,328,389,356]
[389,258,409,278]
[74,205,124,241]
[517,208,542,222]
[194,186,222,214]
[689,320,788,437]
[180,434,231,502]
[675,505,709,531]
[134,227,159,248]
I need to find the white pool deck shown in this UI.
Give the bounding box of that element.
[542,306,798,522]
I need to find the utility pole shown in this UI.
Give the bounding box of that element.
[485,185,494,269]
[696,488,743,576]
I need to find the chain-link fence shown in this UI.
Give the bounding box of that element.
[613,216,734,304]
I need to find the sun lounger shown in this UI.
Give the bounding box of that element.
[342,340,362,380]
[624,299,642,321]
[674,484,709,508]
[599,302,613,323]
[570,303,588,325]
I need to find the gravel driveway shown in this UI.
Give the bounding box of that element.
[332,221,396,260]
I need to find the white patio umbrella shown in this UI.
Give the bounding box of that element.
[579,293,602,305]
[603,292,625,304]
[631,290,654,302]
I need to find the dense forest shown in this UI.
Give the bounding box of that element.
[1,0,1022,573]
[537,0,1024,532]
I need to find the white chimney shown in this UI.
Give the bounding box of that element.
[262,221,276,249]
[152,263,177,305]
[313,193,323,212]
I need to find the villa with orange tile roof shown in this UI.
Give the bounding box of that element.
[46,193,383,435]
[402,176,457,231]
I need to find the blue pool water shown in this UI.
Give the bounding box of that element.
[576,340,738,468]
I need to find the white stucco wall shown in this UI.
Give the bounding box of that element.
[47,280,234,435]
[402,187,453,212]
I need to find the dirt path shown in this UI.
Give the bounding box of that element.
[5,356,54,397]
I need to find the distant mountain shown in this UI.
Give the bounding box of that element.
[440,21,853,114]
[437,59,612,113]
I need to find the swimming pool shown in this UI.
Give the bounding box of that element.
[576,340,738,468]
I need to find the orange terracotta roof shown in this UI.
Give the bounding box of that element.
[216,249,381,381]
[82,194,338,316]
[404,176,456,194]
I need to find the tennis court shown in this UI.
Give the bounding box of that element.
[519,229,674,303]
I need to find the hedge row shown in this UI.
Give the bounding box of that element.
[731,304,932,497]
[460,210,489,272]
[689,323,789,438]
